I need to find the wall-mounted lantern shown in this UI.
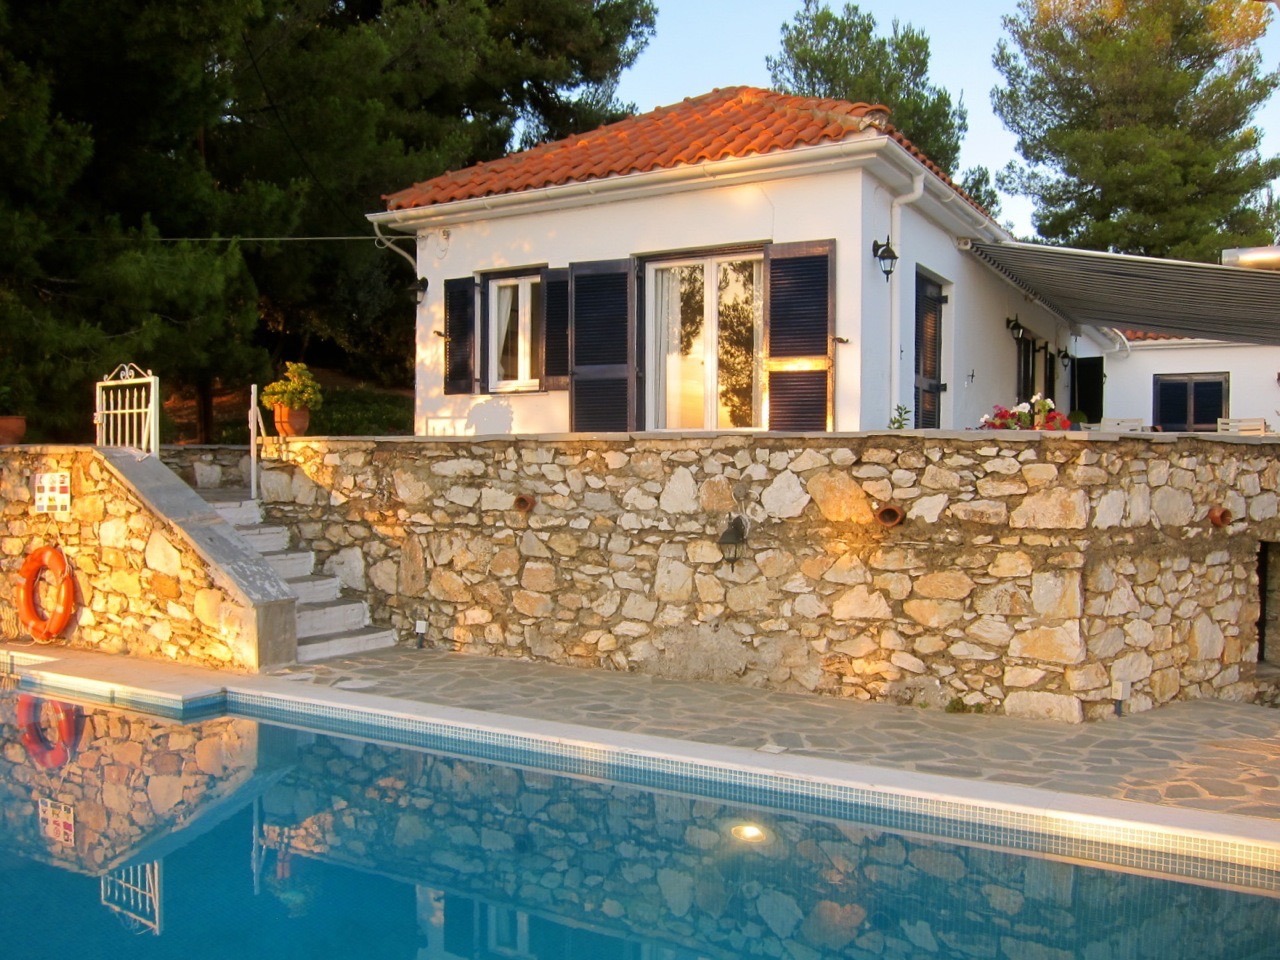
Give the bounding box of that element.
[409,276,430,304]
[1006,315,1025,340]
[718,514,749,567]
[871,236,899,282]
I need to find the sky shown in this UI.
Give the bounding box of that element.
[614,0,1280,237]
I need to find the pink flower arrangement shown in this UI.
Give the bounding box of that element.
[980,394,1073,430]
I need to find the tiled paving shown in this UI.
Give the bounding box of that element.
[270,647,1280,824]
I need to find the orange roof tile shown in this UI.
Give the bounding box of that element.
[383,86,980,214]
[1122,330,1191,342]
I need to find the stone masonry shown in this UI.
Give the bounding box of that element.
[254,432,1278,722]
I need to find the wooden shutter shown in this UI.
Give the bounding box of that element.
[569,259,635,431]
[914,274,943,428]
[764,240,834,431]
[541,267,569,390]
[443,277,475,395]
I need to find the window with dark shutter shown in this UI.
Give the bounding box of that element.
[914,274,943,428]
[764,240,833,431]
[1153,373,1228,431]
[541,268,569,390]
[443,277,475,395]
[569,260,635,431]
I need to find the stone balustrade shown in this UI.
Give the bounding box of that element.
[255,431,1279,721]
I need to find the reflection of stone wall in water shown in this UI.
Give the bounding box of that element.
[264,736,1275,959]
[0,699,259,874]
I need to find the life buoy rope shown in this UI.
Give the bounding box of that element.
[16,694,81,769]
[15,545,76,642]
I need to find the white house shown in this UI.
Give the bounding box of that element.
[368,87,1071,436]
[368,87,1280,437]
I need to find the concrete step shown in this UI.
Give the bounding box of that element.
[209,498,262,527]
[296,598,369,639]
[286,574,341,604]
[262,549,315,580]
[236,525,290,553]
[296,625,399,663]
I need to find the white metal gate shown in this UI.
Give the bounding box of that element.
[100,860,164,935]
[95,363,160,454]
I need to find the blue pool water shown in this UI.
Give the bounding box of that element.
[1,693,1277,959]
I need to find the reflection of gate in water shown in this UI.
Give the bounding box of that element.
[100,861,164,935]
[94,363,160,455]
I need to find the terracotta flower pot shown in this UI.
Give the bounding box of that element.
[0,415,27,444]
[272,405,310,437]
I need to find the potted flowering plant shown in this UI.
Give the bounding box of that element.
[261,362,323,437]
[0,383,27,444]
[980,393,1073,430]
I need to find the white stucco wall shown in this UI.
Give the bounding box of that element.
[406,158,1067,436]
[1103,339,1280,427]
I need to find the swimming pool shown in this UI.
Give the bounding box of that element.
[1,692,1277,958]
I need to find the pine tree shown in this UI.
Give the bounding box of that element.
[993,0,1280,260]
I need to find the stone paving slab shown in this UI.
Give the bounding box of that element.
[269,647,1280,824]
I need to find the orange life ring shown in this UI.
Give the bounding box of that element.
[15,545,76,642]
[16,694,81,769]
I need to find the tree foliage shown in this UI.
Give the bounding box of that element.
[767,0,968,175]
[0,0,655,440]
[993,0,1280,260]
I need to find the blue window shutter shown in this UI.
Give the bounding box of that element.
[541,267,569,389]
[443,277,475,395]
[570,259,635,431]
[764,241,834,431]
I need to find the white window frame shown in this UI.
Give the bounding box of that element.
[645,253,764,430]
[487,275,541,392]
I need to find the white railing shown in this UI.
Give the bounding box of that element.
[95,363,160,455]
[100,861,164,935]
[249,384,268,500]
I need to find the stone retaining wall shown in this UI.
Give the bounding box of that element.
[0,447,294,669]
[257,432,1277,721]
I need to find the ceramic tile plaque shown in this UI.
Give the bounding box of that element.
[38,798,75,845]
[33,472,71,518]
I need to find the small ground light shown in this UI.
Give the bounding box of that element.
[730,823,767,843]
[414,620,427,649]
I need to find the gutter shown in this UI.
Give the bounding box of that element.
[888,173,927,410]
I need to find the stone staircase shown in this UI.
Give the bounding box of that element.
[201,490,398,662]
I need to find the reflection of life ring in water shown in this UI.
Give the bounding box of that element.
[15,545,76,642]
[17,694,81,769]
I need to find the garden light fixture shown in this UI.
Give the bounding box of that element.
[871,236,899,281]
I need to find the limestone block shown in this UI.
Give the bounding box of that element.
[1031,570,1082,619]
[726,582,773,612]
[800,900,865,952]
[392,467,434,504]
[521,561,558,592]
[909,494,948,523]
[369,558,398,594]
[1010,623,1085,664]
[903,599,963,628]
[144,530,183,578]
[1004,666,1046,687]
[890,650,926,673]
[324,546,366,591]
[756,889,803,940]
[1066,662,1107,691]
[807,470,874,522]
[518,530,551,558]
[694,574,724,603]
[1004,691,1083,723]
[831,586,892,621]
[794,592,828,618]
[949,500,1007,524]
[697,475,737,512]
[150,573,181,600]
[972,583,1031,616]
[761,470,809,519]
[1150,487,1194,527]
[1249,491,1278,521]
[433,458,486,478]
[621,593,658,622]
[988,552,1032,577]
[428,569,472,603]
[655,558,694,602]
[823,553,871,585]
[658,467,699,514]
[1111,650,1153,682]
[948,641,998,661]
[1124,620,1155,648]
[398,536,428,594]
[72,495,105,523]
[966,617,1014,646]
[913,571,975,600]
[976,477,1027,497]
[1187,613,1225,660]
[109,570,142,597]
[99,517,128,549]
[513,591,553,617]
[687,540,721,564]
[622,488,658,511]
[1021,463,1059,486]
[1010,488,1088,529]
[1150,666,1181,702]
[194,587,225,628]
[1093,489,1126,529]
[258,468,294,503]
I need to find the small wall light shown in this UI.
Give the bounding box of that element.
[718,514,749,567]
[871,236,899,282]
[410,276,430,304]
[1061,352,1072,370]
[1006,315,1025,340]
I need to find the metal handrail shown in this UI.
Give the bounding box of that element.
[249,385,269,500]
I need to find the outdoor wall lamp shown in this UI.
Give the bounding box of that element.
[1061,352,1072,370]
[871,236,899,282]
[409,276,430,304]
[718,514,750,567]
[1006,315,1025,340]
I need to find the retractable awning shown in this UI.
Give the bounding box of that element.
[965,240,1280,346]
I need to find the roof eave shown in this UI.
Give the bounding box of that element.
[367,133,1000,236]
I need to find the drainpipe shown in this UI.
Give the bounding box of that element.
[888,173,926,415]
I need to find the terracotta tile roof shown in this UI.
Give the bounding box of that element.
[1122,330,1191,342]
[383,86,979,213]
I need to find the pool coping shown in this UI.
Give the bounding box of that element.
[5,643,1279,893]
